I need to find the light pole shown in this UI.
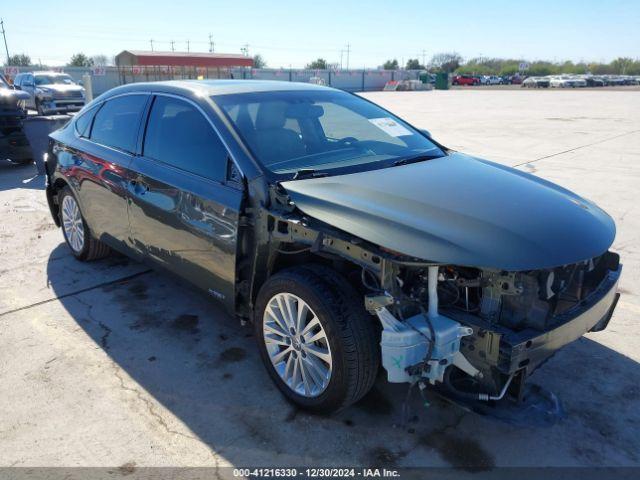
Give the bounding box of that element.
[1,19,10,64]
[345,43,350,70]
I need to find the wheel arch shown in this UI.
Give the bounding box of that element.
[46,176,72,227]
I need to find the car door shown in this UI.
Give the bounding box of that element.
[71,93,149,252]
[128,93,243,311]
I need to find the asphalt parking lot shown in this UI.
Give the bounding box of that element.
[1,89,639,471]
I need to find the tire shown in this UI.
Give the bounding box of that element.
[58,187,110,261]
[254,265,380,413]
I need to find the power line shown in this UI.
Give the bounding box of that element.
[1,19,9,63]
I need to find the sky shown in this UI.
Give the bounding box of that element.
[2,0,639,68]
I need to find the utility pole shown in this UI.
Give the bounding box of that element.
[170,40,175,52]
[208,34,214,53]
[241,44,249,57]
[339,50,344,69]
[345,43,350,70]
[186,40,190,52]
[1,19,9,64]
[421,49,426,67]
[150,39,154,51]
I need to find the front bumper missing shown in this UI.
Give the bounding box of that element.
[449,264,622,380]
[503,266,621,376]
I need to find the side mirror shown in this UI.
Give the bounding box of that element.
[78,80,84,86]
[420,129,432,138]
[13,84,20,90]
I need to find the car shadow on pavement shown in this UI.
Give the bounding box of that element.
[45,244,640,468]
[0,161,43,192]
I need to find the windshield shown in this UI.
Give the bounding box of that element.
[212,89,444,177]
[35,74,75,86]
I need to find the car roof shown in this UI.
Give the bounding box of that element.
[103,79,338,98]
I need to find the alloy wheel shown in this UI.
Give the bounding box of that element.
[263,292,332,397]
[61,195,85,253]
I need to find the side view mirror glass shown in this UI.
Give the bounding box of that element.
[420,129,432,138]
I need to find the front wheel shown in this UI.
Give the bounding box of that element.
[254,265,380,413]
[58,187,111,261]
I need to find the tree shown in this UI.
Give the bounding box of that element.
[383,59,399,70]
[405,58,424,70]
[5,53,31,66]
[611,57,634,75]
[252,54,266,69]
[429,52,462,73]
[306,58,328,69]
[68,53,94,67]
[91,54,110,66]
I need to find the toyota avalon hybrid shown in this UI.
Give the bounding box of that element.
[44,80,621,413]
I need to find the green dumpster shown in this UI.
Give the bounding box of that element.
[435,72,449,90]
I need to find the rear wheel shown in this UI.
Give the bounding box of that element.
[59,187,110,261]
[255,265,379,413]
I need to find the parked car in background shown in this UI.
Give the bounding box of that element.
[0,74,32,164]
[45,80,621,413]
[549,75,587,88]
[510,75,524,85]
[486,75,502,85]
[14,71,85,115]
[452,74,479,86]
[522,76,551,88]
[584,76,605,87]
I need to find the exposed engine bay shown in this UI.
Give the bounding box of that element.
[363,252,621,403]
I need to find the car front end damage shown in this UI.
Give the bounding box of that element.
[36,87,85,114]
[367,253,621,402]
[255,203,621,405]
[246,151,622,407]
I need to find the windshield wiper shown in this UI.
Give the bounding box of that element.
[292,169,330,180]
[393,153,443,167]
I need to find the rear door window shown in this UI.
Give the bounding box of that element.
[90,94,148,153]
[74,105,99,137]
[143,95,228,182]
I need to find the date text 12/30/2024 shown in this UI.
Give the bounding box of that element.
[233,468,401,478]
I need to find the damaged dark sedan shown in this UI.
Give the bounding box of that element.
[44,80,621,413]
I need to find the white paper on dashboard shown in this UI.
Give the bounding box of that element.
[368,117,413,137]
